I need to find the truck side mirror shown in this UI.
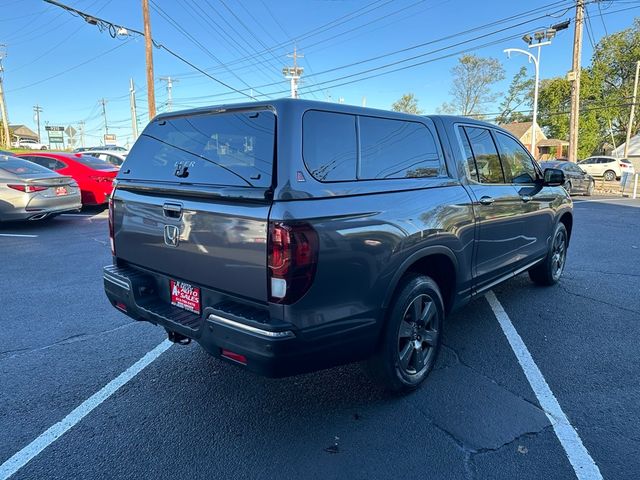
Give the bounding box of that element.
[543,168,565,186]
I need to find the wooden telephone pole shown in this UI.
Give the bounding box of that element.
[142,0,156,119]
[568,0,584,162]
[624,61,640,159]
[0,45,10,149]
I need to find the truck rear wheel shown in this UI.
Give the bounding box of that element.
[365,274,443,392]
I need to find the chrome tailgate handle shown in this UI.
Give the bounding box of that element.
[163,203,182,219]
[478,196,495,205]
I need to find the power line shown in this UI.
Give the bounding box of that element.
[43,0,257,100]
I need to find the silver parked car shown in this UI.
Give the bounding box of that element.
[0,154,82,221]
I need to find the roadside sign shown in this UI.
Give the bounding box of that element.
[104,133,116,143]
[65,126,77,137]
[45,125,64,144]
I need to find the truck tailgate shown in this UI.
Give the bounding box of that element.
[113,188,270,302]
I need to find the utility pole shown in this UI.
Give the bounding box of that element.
[99,98,108,138]
[129,78,139,140]
[142,0,156,119]
[624,61,640,159]
[159,76,178,112]
[0,45,10,149]
[33,105,43,143]
[282,46,304,99]
[79,121,85,147]
[568,0,584,162]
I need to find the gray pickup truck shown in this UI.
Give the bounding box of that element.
[104,99,572,392]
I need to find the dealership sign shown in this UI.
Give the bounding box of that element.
[45,125,64,144]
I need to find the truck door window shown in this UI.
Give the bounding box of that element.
[494,132,537,184]
[458,127,479,181]
[463,127,505,184]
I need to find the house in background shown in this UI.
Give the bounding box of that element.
[9,124,39,143]
[499,121,568,160]
[612,133,640,171]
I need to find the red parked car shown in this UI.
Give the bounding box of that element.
[17,152,118,205]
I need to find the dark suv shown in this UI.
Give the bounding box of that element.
[104,99,572,391]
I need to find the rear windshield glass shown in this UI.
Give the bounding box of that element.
[73,155,118,170]
[0,156,53,175]
[121,109,276,188]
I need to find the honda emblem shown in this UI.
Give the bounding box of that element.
[164,225,180,247]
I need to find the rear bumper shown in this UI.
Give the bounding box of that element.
[103,264,377,377]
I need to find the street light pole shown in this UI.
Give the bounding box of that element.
[504,47,540,157]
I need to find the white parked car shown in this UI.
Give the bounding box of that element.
[83,150,127,168]
[11,138,48,150]
[578,156,633,181]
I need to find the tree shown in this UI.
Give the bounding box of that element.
[496,66,534,124]
[537,71,600,158]
[391,93,422,114]
[439,54,505,116]
[589,18,640,147]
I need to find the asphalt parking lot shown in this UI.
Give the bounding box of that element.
[1,198,639,480]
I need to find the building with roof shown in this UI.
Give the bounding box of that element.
[9,124,39,143]
[612,133,640,171]
[499,121,568,160]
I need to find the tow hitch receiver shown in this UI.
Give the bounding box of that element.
[166,330,191,345]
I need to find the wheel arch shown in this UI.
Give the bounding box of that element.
[382,246,459,315]
[559,210,573,242]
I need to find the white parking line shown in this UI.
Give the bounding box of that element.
[0,340,172,480]
[0,234,38,238]
[486,291,602,480]
[59,214,105,217]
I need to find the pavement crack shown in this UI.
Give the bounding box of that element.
[440,343,548,415]
[569,268,640,278]
[470,424,554,457]
[558,282,640,316]
[0,322,136,360]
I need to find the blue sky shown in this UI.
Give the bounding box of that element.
[2,0,639,146]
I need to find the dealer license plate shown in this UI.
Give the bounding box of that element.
[170,280,201,314]
[55,186,68,196]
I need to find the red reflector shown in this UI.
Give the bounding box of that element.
[221,349,247,365]
[115,302,127,312]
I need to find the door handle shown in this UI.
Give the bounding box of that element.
[521,195,532,203]
[478,196,495,205]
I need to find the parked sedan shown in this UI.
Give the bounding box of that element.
[17,152,118,205]
[0,154,81,221]
[540,160,594,195]
[83,150,127,168]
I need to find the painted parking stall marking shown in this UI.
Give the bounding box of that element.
[486,291,603,480]
[0,340,172,480]
[0,234,38,238]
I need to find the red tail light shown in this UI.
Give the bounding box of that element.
[108,197,115,256]
[268,222,319,304]
[7,184,48,193]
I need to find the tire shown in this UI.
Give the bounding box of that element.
[603,170,616,182]
[40,146,47,150]
[364,274,444,393]
[563,181,572,195]
[528,223,568,286]
[585,180,594,196]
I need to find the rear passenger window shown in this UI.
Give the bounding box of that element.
[359,116,442,179]
[494,132,537,184]
[458,127,479,181]
[463,127,504,184]
[303,111,357,182]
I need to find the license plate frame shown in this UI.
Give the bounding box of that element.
[170,279,201,314]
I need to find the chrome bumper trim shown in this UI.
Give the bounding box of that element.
[103,272,130,291]
[208,314,295,339]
